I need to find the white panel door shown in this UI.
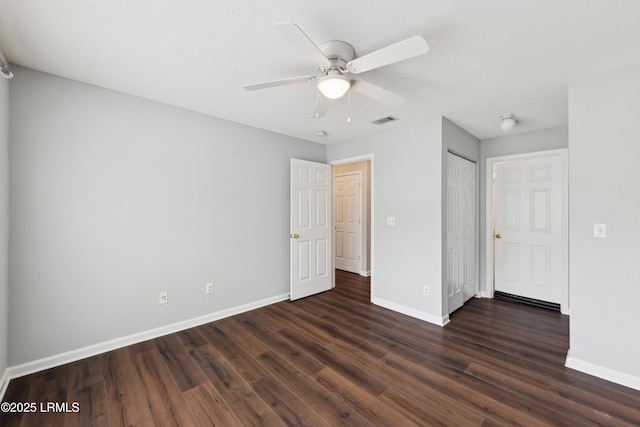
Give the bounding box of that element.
[447,153,476,314]
[494,155,562,303]
[334,172,361,274]
[290,158,332,300]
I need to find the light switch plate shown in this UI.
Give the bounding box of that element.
[594,223,607,238]
[387,217,396,226]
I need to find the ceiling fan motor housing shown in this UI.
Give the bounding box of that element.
[318,40,355,72]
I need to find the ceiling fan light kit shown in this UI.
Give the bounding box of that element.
[244,23,429,119]
[500,114,517,131]
[317,71,350,99]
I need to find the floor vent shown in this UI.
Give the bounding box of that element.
[494,291,561,312]
[371,116,398,125]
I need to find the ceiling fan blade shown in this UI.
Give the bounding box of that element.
[274,23,331,67]
[244,75,316,91]
[312,92,329,118]
[350,80,404,107]
[346,36,429,74]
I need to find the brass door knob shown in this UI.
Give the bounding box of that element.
[291,233,300,239]
[495,233,502,239]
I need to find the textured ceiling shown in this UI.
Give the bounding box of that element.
[0,1,639,143]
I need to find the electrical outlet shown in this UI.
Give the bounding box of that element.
[159,291,168,305]
[424,286,430,296]
[206,283,214,295]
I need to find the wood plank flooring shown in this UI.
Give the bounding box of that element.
[2,270,640,426]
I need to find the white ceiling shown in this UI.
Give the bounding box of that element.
[1,1,639,144]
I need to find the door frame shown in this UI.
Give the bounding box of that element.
[484,149,569,314]
[328,154,374,299]
[334,170,363,275]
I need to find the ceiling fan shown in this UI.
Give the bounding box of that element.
[244,23,429,118]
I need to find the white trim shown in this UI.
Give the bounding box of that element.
[5,293,288,381]
[359,270,371,277]
[484,148,569,314]
[566,352,640,391]
[329,154,373,166]
[0,367,9,401]
[329,154,374,300]
[372,296,450,327]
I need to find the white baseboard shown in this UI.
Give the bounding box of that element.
[359,270,371,277]
[372,297,449,326]
[0,367,9,401]
[6,293,289,381]
[565,352,640,391]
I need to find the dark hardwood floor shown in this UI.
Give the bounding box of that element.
[2,270,640,426]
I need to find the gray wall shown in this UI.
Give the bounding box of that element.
[327,118,446,322]
[9,67,325,365]
[481,126,568,160]
[0,74,8,382]
[567,63,640,382]
[479,126,568,294]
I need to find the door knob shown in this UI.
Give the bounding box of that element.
[291,233,300,239]
[495,233,502,239]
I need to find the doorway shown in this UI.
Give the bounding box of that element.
[329,156,373,298]
[485,149,568,314]
[334,171,362,274]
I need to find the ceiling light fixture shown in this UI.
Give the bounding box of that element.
[0,46,14,79]
[317,70,350,99]
[500,114,516,132]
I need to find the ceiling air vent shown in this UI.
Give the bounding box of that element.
[371,116,399,125]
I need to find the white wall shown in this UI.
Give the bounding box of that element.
[8,67,325,366]
[0,73,9,390]
[441,118,480,314]
[566,63,640,389]
[479,126,568,295]
[327,118,446,324]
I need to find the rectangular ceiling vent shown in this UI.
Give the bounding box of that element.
[371,116,399,125]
